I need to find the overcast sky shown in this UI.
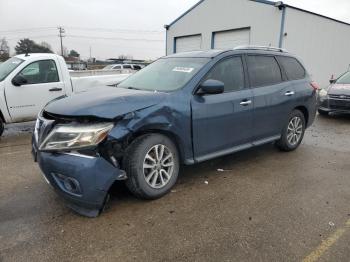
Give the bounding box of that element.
[0,0,349,60]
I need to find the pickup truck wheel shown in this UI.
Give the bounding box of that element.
[0,118,4,137]
[276,109,306,152]
[123,134,179,200]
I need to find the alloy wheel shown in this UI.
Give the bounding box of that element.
[287,116,303,146]
[143,144,175,189]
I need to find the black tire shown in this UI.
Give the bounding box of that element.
[0,118,4,137]
[123,134,180,200]
[276,109,306,152]
[318,109,329,116]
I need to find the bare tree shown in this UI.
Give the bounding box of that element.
[0,38,10,61]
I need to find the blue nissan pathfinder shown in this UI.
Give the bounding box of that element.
[32,46,317,217]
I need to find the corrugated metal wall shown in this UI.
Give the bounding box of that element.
[166,0,282,53]
[283,7,350,88]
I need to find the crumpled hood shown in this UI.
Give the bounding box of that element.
[328,84,350,96]
[44,87,167,119]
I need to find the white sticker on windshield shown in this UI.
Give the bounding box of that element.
[173,67,194,73]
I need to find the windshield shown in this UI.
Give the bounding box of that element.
[118,57,209,92]
[0,57,24,82]
[336,71,350,84]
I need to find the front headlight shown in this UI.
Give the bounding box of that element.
[39,123,114,151]
[319,89,328,97]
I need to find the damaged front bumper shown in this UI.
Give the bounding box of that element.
[32,140,126,218]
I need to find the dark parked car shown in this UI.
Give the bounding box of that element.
[32,47,317,217]
[318,71,350,115]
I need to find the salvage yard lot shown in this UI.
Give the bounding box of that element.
[1,115,350,262]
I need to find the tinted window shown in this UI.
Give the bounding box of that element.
[278,56,305,80]
[113,65,122,70]
[123,65,132,69]
[247,55,282,87]
[205,57,244,92]
[18,60,59,84]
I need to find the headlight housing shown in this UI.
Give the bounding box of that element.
[39,123,114,151]
[318,88,328,101]
[319,89,328,97]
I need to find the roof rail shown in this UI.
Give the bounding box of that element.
[234,45,288,53]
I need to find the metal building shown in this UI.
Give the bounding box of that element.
[165,0,350,87]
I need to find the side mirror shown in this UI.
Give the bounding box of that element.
[198,79,224,95]
[329,79,336,84]
[12,75,28,86]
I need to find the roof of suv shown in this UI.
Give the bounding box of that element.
[166,47,292,59]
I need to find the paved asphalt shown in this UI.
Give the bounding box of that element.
[0,114,349,262]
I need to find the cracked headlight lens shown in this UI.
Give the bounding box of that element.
[39,123,114,151]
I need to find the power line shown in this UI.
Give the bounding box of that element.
[66,35,163,42]
[0,27,57,34]
[6,35,58,41]
[0,26,163,35]
[65,26,163,34]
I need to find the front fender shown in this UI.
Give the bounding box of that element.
[108,105,193,164]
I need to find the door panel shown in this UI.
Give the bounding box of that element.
[192,89,254,159]
[191,56,253,161]
[5,59,65,122]
[252,82,295,140]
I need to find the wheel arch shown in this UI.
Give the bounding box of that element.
[131,129,187,164]
[0,110,5,124]
[294,106,309,126]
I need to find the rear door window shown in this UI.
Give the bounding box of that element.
[247,55,282,87]
[204,56,245,92]
[278,56,306,80]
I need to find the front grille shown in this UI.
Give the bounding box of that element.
[329,98,350,110]
[329,94,350,100]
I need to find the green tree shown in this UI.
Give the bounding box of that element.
[15,38,53,54]
[69,49,80,58]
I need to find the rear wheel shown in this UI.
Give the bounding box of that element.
[277,109,306,152]
[123,134,180,199]
[0,118,4,137]
[318,109,329,116]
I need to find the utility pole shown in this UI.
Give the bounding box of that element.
[58,26,65,56]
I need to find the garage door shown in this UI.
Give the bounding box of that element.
[175,35,202,53]
[213,28,250,49]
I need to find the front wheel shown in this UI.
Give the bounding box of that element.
[123,134,180,200]
[276,110,306,152]
[0,118,4,137]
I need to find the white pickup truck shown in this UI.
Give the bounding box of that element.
[0,53,131,136]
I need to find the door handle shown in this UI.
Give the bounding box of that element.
[285,91,295,96]
[240,100,252,106]
[49,87,63,92]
